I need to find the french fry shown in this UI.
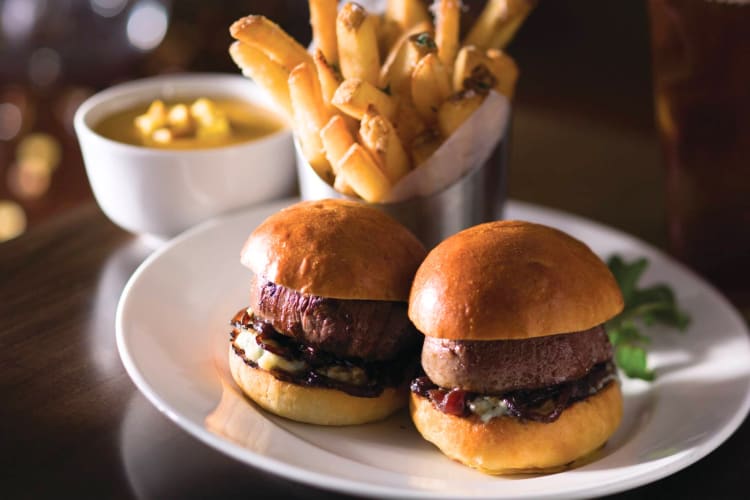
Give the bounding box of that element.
[385,0,431,32]
[453,45,520,98]
[377,15,403,56]
[332,78,397,121]
[487,0,537,49]
[320,115,357,194]
[411,53,452,121]
[463,0,505,49]
[333,173,358,197]
[228,0,530,203]
[359,107,411,183]
[230,15,312,71]
[229,41,293,118]
[336,3,380,85]
[393,98,427,148]
[462,64,499,96]
[320,115,355,174]
[309,0,338,64]
[400,32,440,91]
[379,21,433,90]
[314,50,359,130]
[435,0,460,70]
[463,0,508,49]
[464,0,536,50]
[337,144,392,202]
[437,90,484,137]
[453,45,502,92]
[313,49,341,111]
[407,31,439,62]
[410,129,442,167]
[288,62,333,181]
[486,48,520,98]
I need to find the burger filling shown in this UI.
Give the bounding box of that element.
[248,277,421,360]
[410,326,618,423]
[411,360,617,423]
[231,308,417,397]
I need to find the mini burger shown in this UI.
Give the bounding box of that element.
[229,199,426,425]
[408,220,624,474]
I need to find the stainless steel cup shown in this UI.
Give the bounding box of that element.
[296,137,508,249]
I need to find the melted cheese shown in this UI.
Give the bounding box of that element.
[316,365,368,386]
[234,329,306,373]
[468,396,510,423]
[234,322,373,386]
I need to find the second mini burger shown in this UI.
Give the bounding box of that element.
[229,199,426,425]
[408,220,624,473]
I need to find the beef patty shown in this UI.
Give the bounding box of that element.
[249,276,421,361]
[421,325,613,393]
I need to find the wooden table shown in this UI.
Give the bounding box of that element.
[2,1,748,498]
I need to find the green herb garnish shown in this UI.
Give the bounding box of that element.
[606,255,690,380]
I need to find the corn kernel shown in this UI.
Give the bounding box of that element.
[167,104,194,137]
[146,100,167,122]
[151,128,173,144]
[190,98,216,121]
[134,115,157,136]
[197,116,230,140]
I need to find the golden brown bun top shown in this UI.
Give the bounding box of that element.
[408,220,624,340]
[241,199,426,301]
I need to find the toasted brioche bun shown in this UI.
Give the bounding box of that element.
[229,345,407,425]
[241,199,426,301]
[410,382,623,474]
[408,220,624,341]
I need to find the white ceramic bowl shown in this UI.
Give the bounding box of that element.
[74,73,295,242]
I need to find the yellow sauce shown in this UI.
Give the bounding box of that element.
[94,98,284,149]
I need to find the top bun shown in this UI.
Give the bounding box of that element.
[241,199,426,301]
[408,220,623,340]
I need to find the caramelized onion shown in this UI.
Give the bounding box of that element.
[410,361,617,423]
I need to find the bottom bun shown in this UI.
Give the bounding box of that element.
[229,345,407,425]
[410,382,623,474]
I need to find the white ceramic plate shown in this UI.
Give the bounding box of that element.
[116,199,750,499]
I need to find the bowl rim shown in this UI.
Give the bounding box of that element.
[73,72,291,157]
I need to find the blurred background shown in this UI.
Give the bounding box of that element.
[0,0,656,241]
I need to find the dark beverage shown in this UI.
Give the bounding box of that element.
[649,0,750,311]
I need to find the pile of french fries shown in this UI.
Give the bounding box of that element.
[230,0,535,202]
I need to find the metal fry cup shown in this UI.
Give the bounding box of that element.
[296,136,508,250]
[297,93,511,249]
